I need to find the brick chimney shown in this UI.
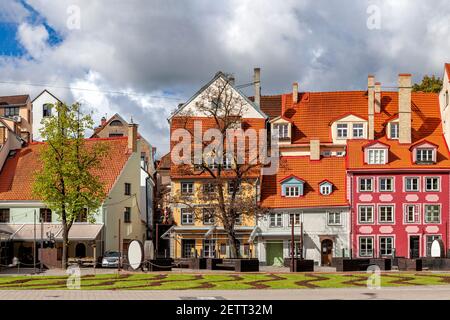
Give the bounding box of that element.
[310,139,320,160]
[253,68,261,107]
[128,123,138,153]
[101,116,107,127]
[367,75,375,140]
[398,74,412,144]
[292,82,299,104]
[375,82,381,113]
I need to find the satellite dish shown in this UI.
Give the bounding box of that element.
[127,240,144,270]
[431,239,445,258]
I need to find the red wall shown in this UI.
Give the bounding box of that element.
[350,172,450,258]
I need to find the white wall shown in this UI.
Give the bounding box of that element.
[440,70,450,146]
[32,91,59,141]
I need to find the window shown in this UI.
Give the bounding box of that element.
[203,208,215,224]
[75,208,88,222]
[379,177,393,192]
[109,133,124,137]
[358,206,374,224]
[320,183,332,195]
[285,186,300,197]
[336,151,345,157]
[182,240,196,258]
[235,213,242,225]
[337,123,348,138]
[425,177,440,191]
[390,123,399,139]
[289,213,300,226]
[124,207,131,223]
[223,156,232,169]
[124,183,131,196]
[287,240,302,257]
[426,235,442,257]
[0,209,10,223]
[352,123,364,138]
[359,237,374,257]
[274,123,289,139]
[181,208,194,224]
[379,205,394,223]
[416,148,434,163]
[203,239,216,258]
[43,104,52,117]
[367,149,386,164]
[109,120,123,126]
[358,178,373,192]
[321,151,331,157]
[228,183,240,194]
[328,212,342,226]
[40,208,52,223]
[404,204,420,223]
[379,237,394,256]
[425,205,441,223]
[270,213,283,227]
[203,183,215,193]
[405,177,419,192]
[181,182,194,194]
[4,107,19,117]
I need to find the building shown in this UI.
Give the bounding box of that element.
[91,113,156,240]
[31,89,61,142]
[0,127,148,264]
[164,71,267,259]
[0,95,33,143]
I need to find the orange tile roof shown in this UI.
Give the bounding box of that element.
[260,157,348,209]
[0,137,132,201]
[446,63,450,80]
[0,95,29,105]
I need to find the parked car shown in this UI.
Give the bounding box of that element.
[101,251,121,268]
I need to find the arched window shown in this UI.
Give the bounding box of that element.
[109,120,123,126]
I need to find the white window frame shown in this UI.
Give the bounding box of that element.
[181,208,194,225]
[336,123,348,139]
[289,213,301,226]
[202,208,215,224]
[424,204,441,224]
[425,177,440,192]
[269,213,283,227]
[320,183,332,195]
[285,186,300,197]
[416,148,434,163]
[379,236,394,256]
[378,205,394,223]
[390,122,399,139]
[367,148,387,164]
[352,123,364,138]
[358,205,374,224]
[378,177,394,192]
[327,212,342,226]
[275,123,289,139]
[359,237,374,257]
[358,177,373,192]
[181,182,194,194]
[404,177,420,192]
[404,204,420,224]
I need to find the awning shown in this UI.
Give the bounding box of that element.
[160,225,175,240]
[0,224,103,241]
[204,226,216,238]
[248,226,260,244]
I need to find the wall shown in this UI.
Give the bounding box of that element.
[440,70,450,146]
[32,92,59,142]
[330,115,368,145]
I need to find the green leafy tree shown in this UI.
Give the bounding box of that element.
[33,102,108,269]
[412,75,443,93]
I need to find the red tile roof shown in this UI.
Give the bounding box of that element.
[0,137,132,201]
[0,95,29,105]
[260,157,348,209]
[445,63,450,80]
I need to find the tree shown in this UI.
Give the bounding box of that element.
[171,76,270,258]
[413,75,443,93]
[33,102,108,269]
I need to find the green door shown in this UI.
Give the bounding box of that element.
[266,242,284,266]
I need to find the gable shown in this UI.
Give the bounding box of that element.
[168,73,267,120]
[332,113,367,124]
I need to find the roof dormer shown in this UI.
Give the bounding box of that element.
[330,113,368,144]
[270,116,292,145]
[280,175,304,197]
[319,180,334,196]
[363,141,390,165]
[385,115,399,140]
[410,140,438,164]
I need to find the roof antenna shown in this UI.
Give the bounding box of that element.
[130,116,134,124]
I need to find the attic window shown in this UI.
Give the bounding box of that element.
[280,176,304,198]
[319,182,333,195]
[416,148,434,164]
[389,123,399,139]
[109,120,123,126]
[367,149,387,164]
[274,123,290,140]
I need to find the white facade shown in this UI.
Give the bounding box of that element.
[256,208,350,266]
[440,66,450,146]
[32,90,60,141]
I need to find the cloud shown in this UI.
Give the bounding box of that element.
[0,0,449,154]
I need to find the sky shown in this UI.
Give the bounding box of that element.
[0,0,449,156]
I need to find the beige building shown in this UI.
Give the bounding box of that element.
[0,95,33,143]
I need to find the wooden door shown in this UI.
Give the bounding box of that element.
[321,239,333,266]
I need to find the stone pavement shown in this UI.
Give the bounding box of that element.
[1,285,450,300]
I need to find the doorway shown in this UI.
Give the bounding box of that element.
[75,243,86,258]
[409,236,420,258]
[321,239,333,266]
[182,239,196,258]
[266,242,283,266]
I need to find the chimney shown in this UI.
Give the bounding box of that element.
[292,82,299,104]
[374,82,381,113]
[101,116,107,127]
[310,139,320,160]
[128,123,138,153]
[253,68,261,107]
[228,74,235,86]
[367,75,375,140]
[398,73,412,144]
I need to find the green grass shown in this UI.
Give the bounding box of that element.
[0,272,449,290]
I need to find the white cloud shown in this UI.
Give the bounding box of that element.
[17,23,49,59]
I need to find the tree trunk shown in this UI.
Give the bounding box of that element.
[227,230,240,259]
[61,205,69,269]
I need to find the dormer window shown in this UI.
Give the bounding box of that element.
[270,116,291,144]
[416,148,434,163]
[337,123,348,138]
[319,181,333,195]
[352,123,364,138]
[275,123,289,139]
[390,122,399,139]
[368,149,387,164]
[280,175,304,198]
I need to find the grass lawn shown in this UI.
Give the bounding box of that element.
[0,272,449,290]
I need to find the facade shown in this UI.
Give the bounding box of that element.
[31,89,61,142]
[0,129,147,264]
[164,71,267,259]
[0,95,33,143]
